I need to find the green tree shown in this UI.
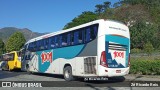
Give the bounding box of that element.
[144,42,154,56]
[119,0,160,23]
[63,11,98,29]
[95,2,111,14]
[95,4,104,14]
[0,38,6,55]
[103,1,111,10]
[63,0,160,51]
[130,21,156,49]
[6,32,26,52]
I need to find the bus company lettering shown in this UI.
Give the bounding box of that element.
[113,51,124,58]
[41,51,52,64]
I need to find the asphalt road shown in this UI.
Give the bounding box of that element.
[0,70,159,90]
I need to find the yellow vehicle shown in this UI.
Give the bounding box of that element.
[0,51,21,71]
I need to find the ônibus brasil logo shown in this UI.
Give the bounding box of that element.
[113,51,124,58]
[41,51,53,64]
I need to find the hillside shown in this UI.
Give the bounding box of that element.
[0,27,45,43]
[63,0,160,50]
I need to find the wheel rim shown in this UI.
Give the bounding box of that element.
[65,70,70,79]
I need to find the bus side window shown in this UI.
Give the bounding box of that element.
[93,25,98,38]
[29,42,34,51]
[74,31,79,45]
[33,41,37,51]
[67,33,70,46]
[85,28,90,43]
[48,38,51,49]
[59,35,62,47]
[40,40,45,50]
[30,43,32,51]
[44,38,49,50]
[55,36,59,48]
[50,37,55,49]
[78,30,83,44]
[62,34,67,47]
[37,40,41,51]
[90,25,98,40]
[70,32,74,45]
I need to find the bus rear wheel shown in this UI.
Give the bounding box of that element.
[63,66,75,81]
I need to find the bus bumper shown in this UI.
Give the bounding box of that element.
[97,65,130,77]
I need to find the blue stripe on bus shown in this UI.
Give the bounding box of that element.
[37,44,85,73]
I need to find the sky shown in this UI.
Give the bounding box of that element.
[0,0,119,33]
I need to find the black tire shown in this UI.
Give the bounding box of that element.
[63,66,75,81]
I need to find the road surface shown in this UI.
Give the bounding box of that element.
[0,70,159,90]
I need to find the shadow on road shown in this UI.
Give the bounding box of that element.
[0,69,26,80]
[29,71,126,82]
[30,72,64,79]
[30,72,125,83]
[76,76,126,89]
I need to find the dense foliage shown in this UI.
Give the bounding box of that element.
[130,59,160,75]
[0,39,6,55]
[6,32,26,52]
[63,11,98,29]
[63,0,160,52]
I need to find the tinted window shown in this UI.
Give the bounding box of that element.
[44,38,49,49]
[62,34,68,46]
[28,42,34,51]
[78,30,83,44]
[74,31,79,45]
[90,25,98,40]
[40,40,45,50]
[85,28,90,42]
[84,24,98,43]
[70,32,74,45]
[55,36,59,47]
[67,33,71,46]
[50,37,55,48]
[33,41,37,51]
[37,40,41,51]
[59,35,62,47]
[26,24,98,49]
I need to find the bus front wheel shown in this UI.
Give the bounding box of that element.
[63,66,75,81]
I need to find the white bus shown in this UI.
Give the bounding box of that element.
[21,19,130,81]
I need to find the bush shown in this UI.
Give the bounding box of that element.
[129,59,160,75]
[143,42,154,56]
[131,48,142,53]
